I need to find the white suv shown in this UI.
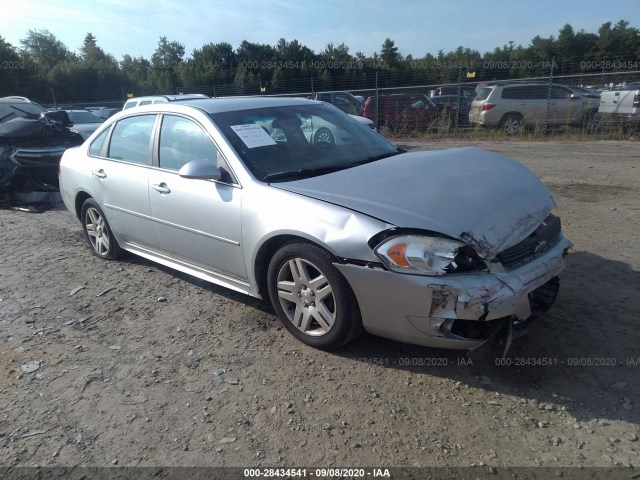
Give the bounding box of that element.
[469,83,600,134]
[122,94,209,110]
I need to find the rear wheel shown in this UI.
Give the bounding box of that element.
[267,241,362,349]
[313,127,335,145]
[500,114,523,135]
[81,198,122,260]
[584,111,601,132]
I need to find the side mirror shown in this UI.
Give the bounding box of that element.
[178,159,221,180]
[569,93,581,100]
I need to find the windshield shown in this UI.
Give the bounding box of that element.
[0,101,46,124]
[210,103,399,182]
[67,111,103,124]
[569,86,600,97]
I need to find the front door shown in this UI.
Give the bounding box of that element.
[147,114,246,282]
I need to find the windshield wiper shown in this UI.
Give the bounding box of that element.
[347,150,402,168]
[264,165,347,182]
[264,149,403,182]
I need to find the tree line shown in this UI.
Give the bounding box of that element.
[0,20,638,105]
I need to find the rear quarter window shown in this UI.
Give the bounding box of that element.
[88,127,111,157]
[475,88,493,101]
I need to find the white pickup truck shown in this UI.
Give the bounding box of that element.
[598,83,640,128]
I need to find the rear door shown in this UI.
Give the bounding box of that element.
[549,85,579,124]
[503,85,548,125]
[147,114,247,282]
[89,114,158,249]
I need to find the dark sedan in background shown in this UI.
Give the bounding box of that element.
[0,96,83,192]
[429,95,472,126]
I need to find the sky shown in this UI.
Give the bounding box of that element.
[2,0,639,60]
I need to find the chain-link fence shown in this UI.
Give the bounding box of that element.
[254,69,640,136]
[6,65,639,137]
[174,66,639,137]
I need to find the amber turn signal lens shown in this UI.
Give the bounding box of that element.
[387,243,410,267]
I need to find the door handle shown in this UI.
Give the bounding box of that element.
[92,169,106,179]
[152,183,171,194]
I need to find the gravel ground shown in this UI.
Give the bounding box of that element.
[0,140,638,476]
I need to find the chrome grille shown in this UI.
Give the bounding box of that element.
[497,214,561,269]
[10,148,66,167]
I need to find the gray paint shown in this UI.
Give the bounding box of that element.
[275,148,555,258]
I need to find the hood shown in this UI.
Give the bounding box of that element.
[274,148,555,258]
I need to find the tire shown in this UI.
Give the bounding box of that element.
[267,241,362,349]
[584,111,600,133]
[80,198,122,260]
[500,114,523,135]
[313,127,335,145]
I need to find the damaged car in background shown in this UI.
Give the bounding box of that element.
[59,97,572,358]
[0,96,83,194]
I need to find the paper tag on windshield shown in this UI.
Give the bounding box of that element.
[230,124,277,148]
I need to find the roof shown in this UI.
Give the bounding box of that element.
[0,96,36,104]
[171,96,318,114]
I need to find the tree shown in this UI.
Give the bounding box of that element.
[0,35,23,95]
[80,33,116,68]
[121,54,153,94]
[380,38,401,68]
[594,20,640,65]
[150,36,185,93]
[19,29,74,68]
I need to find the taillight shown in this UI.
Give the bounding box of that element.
[482,103,496,111]
[633,93,639,108]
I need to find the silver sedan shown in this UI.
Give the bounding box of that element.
[59,97,572,356]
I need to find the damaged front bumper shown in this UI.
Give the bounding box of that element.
[0,147,68,192]
[335,235,572,356]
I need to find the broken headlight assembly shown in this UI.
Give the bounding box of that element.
[374,235,486,275]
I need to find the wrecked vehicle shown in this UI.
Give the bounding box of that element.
[59,97,572,357]
[0,97,83,193]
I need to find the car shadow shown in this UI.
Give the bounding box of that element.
[119,253,274,314]
[116,246,637,423]
[333,250,640,424]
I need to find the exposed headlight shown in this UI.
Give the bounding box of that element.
[374,235,486,275]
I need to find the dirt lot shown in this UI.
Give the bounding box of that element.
[0,140,639,475]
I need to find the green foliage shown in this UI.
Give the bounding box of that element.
[19,29,75,68]
[1,21,638,103]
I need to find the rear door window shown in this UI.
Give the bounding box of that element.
[107,115,156,165]
[502,86,548,100]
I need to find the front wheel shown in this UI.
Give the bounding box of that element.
[81,198,122,260]
[267,242,362,349]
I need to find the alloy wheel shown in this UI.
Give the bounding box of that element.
[84,207,110,256]
[276,257,336,336]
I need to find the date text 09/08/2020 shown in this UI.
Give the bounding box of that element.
[244,468,391,478]
[354,357,639,367]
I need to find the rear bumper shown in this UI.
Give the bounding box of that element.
[335,236,572,352]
